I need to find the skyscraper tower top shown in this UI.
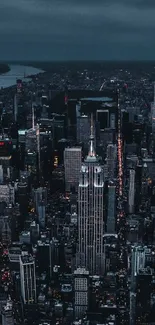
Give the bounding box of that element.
[86,113,97,161]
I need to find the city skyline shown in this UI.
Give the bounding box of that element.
[0,0,155,61]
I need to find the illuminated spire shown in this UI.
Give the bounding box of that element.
[88,113,96,157]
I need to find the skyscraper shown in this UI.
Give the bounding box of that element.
[128,168,135,214]
[107,181,116,234]
[0,165,3,184]
[105,143,117,180]
[76,115,90,149]
[2,298,14,325]
[35,187,47,228]
[74,267,89,319]
[20,252,36,304]
[77,114,104,275]
[64,147,82,192]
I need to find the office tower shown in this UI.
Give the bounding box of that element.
[0,184,15,205]
[18,182,28,226]
[20,252,36,304]
[49,238,62,277]
[76,101,81,118]
[35,187,47,209]
[77,114,104,275]
[131,246,146,291]
[107,181,116,234]
[129,292,136,325]
[0,165,3,184]
[25,127,37,152]
[37,239,50,275]
[25,151,37,174]
[30,221,39,243]
[77,115,90,149]
[2,298,14,325]
[35,187,47,227]
[135,268,152,324]
[110,113,115,129]
[25,123,40,174]
[74,268,89,319]
[37,204,45,228]
[0,136,12,178]
[128,169,135,214]
[106,143,117,180]
[126,216,139,243]
[52,115,65,144]
[64,147,82,192]
[1,216,11,246]
[96,109,109,129]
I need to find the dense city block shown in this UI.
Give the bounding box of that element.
[0,61,155,325]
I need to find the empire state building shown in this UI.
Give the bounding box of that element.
[77,114,104,275]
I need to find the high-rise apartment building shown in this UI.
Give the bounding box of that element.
[64,147,82,192]
[74,268,89,319]
[77,115,104,275]
[20,252,36,304]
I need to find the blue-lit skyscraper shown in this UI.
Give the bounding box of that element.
[77,114,104,275]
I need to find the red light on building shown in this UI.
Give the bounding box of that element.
[0,142,4,146]
[64,95,68,105]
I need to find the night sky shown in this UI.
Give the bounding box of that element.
[0,0,155,61]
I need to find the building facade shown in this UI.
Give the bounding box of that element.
[77,115,104,275]
[64,147,82,192]
[20,252,36,304]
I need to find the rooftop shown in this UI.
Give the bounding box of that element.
[20,252,34,264]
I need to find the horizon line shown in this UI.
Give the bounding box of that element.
[1,59,155,63]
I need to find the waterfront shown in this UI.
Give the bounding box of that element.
[0,64,44,88]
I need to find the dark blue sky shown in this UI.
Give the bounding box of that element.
[0,0,155,61]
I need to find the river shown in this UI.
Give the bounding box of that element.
[0,64,44,89]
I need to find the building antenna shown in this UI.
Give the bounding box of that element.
[88,112,95,157]
[32,103,35,130]
[36,123,41,182]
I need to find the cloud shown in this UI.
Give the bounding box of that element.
[0,0,155,60]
